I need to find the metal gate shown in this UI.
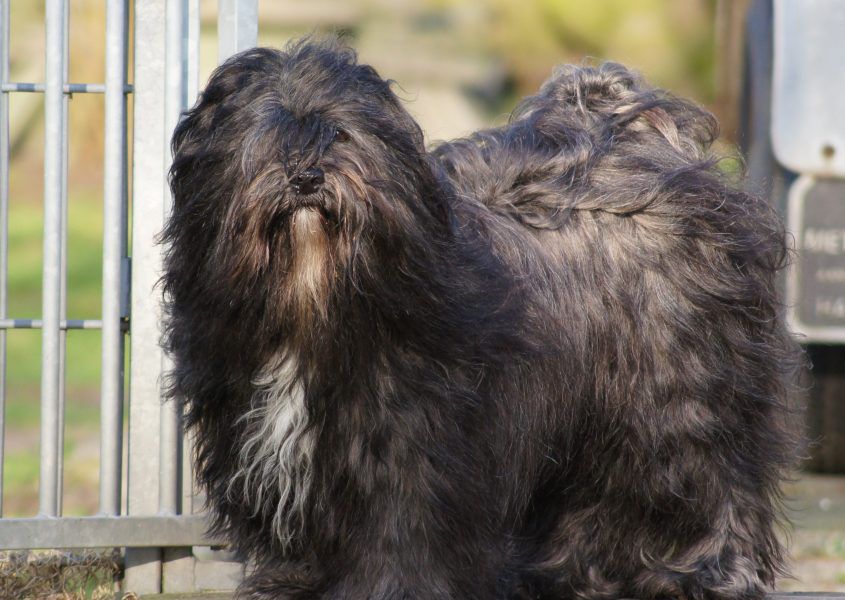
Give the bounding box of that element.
[0,0,257,594]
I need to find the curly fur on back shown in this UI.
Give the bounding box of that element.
[162,38,800,599]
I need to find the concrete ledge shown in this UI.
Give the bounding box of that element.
[768,596,845,599]
[0,515,223,550]
[134,594,843,600]
[139,594,232,600]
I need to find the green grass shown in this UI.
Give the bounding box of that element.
[3,192,106,516]
[6,191,104,389]
[6,190,104,387]
[3,450,40,506]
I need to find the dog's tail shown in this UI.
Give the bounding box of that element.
[434,63,803,598]
[434,62,723,229]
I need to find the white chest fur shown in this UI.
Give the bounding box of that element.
[227,354,314,548]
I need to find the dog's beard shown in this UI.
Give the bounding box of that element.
[286,207,332,323]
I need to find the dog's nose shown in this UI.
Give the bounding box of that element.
[290,168,325,195]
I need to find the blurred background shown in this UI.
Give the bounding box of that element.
[5,0,717,516]
[1,0,723,514]
[2,0,845,592]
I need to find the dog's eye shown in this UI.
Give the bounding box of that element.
[334,129,350,143]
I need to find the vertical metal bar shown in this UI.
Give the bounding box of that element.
[217,0,258,63]
[159,0,186,517]
[100,0,128,517]
[182,0,200,517]
[0,0,9,517]
[126,0,166,592]
[39,0,67,518]
[161,3,199,588]
[187,0,200,105]
[55,0,70,514]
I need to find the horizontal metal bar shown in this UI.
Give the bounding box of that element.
[0,82,133,94]
[0,318,102,329]
[0,514,222,549]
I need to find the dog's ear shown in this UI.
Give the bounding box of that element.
[170,48,291,198]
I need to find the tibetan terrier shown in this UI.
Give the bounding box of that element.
[162,37,800,599]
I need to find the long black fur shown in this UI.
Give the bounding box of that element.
[162,37,800,599]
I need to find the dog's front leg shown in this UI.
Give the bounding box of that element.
[306,405,521,600]
[319,498,518,600]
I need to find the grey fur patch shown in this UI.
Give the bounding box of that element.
[227,354,314,549]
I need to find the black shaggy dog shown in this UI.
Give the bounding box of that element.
[163,37,800,600]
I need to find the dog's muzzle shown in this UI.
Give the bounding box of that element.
[290,168,325,196]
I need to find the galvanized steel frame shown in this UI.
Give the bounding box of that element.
[0,0,257,593]
[0,0,9,520]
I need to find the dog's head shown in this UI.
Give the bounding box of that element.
[164,38,447,341]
